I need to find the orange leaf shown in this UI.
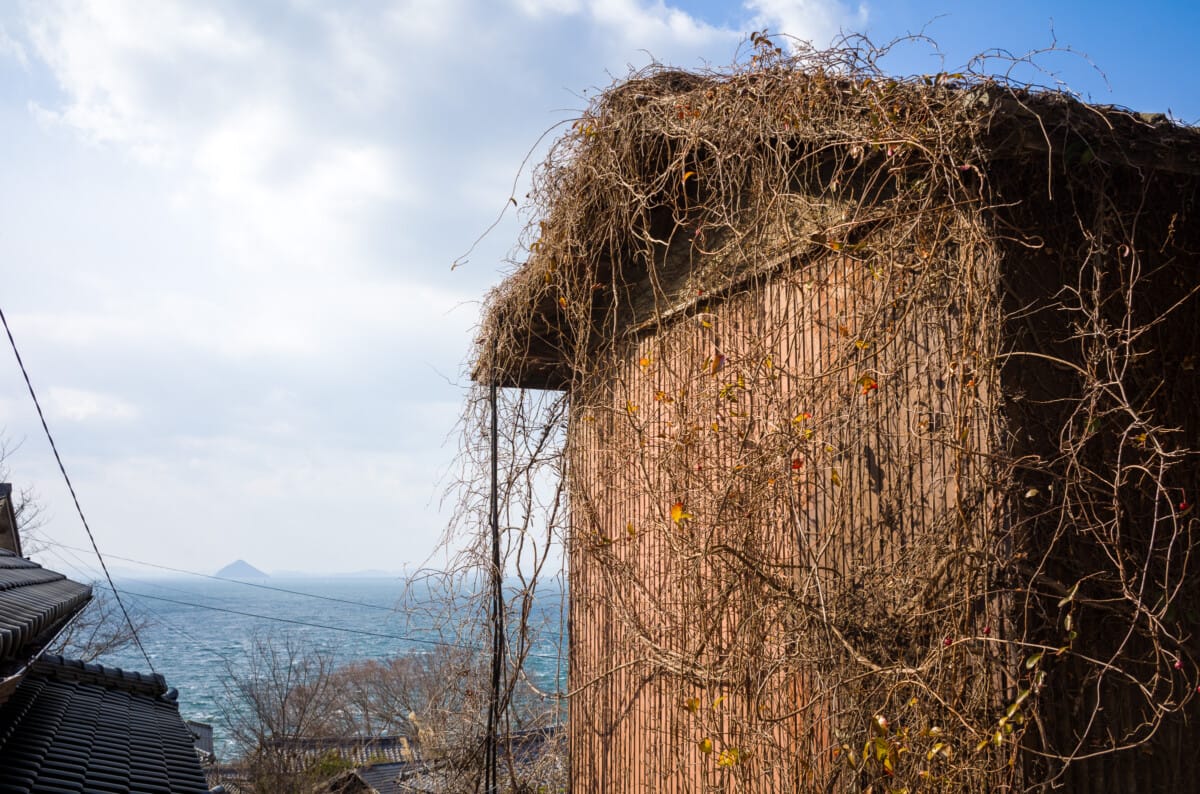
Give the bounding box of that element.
[638,356,651,369]
[670,501,693,525]
[717,747,741,767]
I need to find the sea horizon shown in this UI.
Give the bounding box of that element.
[86,574,567,761]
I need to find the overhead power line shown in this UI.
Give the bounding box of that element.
[0,304,155,674]
[98,583,563,661]
[37,538,404,612]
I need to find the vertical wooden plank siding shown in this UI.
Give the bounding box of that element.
[567,250,996,792]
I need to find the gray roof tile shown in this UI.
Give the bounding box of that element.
[0,655,209,793]
[0,550,92,669]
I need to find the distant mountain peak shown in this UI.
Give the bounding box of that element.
[215,559,269,579]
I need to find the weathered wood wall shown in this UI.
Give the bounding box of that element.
[567,248,1002,792]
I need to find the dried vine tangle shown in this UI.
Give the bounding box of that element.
[461,35,1200,793]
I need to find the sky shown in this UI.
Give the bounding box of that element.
[0,0,1196,577]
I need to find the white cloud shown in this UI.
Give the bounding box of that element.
[45,387,138,423]
[0,23,29,67]
[0,0,868,572]
[589,0,727,48]
[745,0,867,47]
[26,1,261,161]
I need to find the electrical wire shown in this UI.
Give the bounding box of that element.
[99,583,562,660]
[36,538,405,612]
[0,304,155,673]
[37,538,564,662]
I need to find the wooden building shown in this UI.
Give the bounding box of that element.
[479,56,1200,792]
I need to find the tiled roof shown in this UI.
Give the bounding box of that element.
[0,655,210,793]
[357,761,422,793]
[0,549,92,667]
[263,735,416,766]
[187,720,215,758]
[323,762,419,794]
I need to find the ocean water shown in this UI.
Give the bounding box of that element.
[92,576,567,760]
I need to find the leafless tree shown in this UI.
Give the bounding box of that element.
[47,586,153,662]
[221,631,341,793]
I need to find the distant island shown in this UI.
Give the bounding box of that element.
[215,559,269,579]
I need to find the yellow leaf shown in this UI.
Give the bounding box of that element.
[717,747,741,767]
[682,170,697,184]
[626,400,638,414]
[558,295,568,308]
[683,697,700,713]
[638,356,651,369]
[699,737,713,754]
[626,521,636,537]
[670,501,693,525]
[711,421,720,432]
[831,469,842,487]
[854,339,870,350]
[712,695,727,710]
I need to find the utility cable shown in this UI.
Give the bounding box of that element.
[0,304,155,674]
[39,539,562,662]
[100,583,562,660]
[36,538,405,612]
